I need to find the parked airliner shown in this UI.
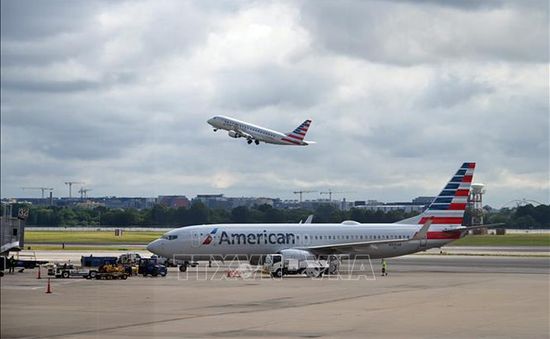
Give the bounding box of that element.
[207,115,315,145]
[147,163,497,272]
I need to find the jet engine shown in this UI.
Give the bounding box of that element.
[279,249,315,260]
[228,130,240,138]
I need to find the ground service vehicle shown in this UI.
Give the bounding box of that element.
[94,264,128,280]
[151,255,183,268]
[138,258,167,277]
[118,253,141,265]
[80,256,118,279]
[51,264,93,279]
[263,254,328,278]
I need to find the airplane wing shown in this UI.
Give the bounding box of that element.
[443,223,505,232]
[301,220,433,255]
[228,125,253,139]
[232,127,253,139]
[301,238,408,255]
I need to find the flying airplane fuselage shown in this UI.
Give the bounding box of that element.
[207,115,314,145]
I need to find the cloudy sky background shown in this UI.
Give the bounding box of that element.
[1,0,548,207]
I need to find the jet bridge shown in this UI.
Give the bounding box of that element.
[1,202,26,255]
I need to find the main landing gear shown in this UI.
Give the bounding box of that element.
[247,139,260,145]
[179,261,199,272]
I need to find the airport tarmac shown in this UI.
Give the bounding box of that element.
[1,254,549,338]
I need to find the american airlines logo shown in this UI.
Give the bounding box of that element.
[202,228,218,245]
[202,228,297,246]
[218,231,296,245]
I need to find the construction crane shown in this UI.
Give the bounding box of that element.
[78,187,92,199]
[293,190,317,203]
[320,189,354,201]
[21,187,54,199]
[65,181,84,198]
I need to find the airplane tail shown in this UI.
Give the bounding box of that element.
[396,162,475,228]
[283,119,312,144]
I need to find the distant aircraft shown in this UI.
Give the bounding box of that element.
[148,163,502,275]
[207,115,315,146]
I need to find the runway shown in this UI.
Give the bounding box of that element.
[1,253,548,338]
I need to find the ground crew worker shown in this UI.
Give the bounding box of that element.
[8,255,15,274]
[381,259,388,276]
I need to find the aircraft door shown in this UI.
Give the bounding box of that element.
[192,231,200,247]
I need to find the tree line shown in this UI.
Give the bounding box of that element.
[3,202,549,228]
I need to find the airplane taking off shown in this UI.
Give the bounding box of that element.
[207,115,315,145]
[147,163,500,274]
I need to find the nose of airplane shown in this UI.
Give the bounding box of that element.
[146,239,162,255]
[207,117,215,125]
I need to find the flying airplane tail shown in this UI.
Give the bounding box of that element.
[396,162,475,228]
[284,119,312,143]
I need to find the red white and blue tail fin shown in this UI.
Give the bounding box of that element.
[281,119,312,145]
[396,162,475,227]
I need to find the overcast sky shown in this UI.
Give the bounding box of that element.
[1,0,548,207]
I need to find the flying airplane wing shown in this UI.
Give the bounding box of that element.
[232,127,253,139]
[299,220,433,255]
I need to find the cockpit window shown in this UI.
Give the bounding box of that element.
[161,234,178,240]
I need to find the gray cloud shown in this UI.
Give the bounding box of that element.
[299,0,548,65]
[1,0,548,207]
[214,65,334,110]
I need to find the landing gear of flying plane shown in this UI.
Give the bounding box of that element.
[254,140,259,145]
[213,128,218,132]
[247,139,253,144]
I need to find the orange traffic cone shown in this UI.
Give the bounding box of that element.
[45,278,52,294]
[36,266,41,279]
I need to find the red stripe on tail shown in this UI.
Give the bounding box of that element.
[419,217,463,224]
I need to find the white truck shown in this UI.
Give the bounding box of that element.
[263,252,329,278]
[49,264,93,279]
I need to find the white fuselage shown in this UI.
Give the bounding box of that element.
[146,223,463,261]
[207,116,310,145]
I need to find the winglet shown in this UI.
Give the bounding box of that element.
[304,215,314,224]
[412,218,432,240]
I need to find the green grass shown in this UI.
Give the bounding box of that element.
[24,245,146,251]
[25,231,163,244]
[452,234,550,247]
